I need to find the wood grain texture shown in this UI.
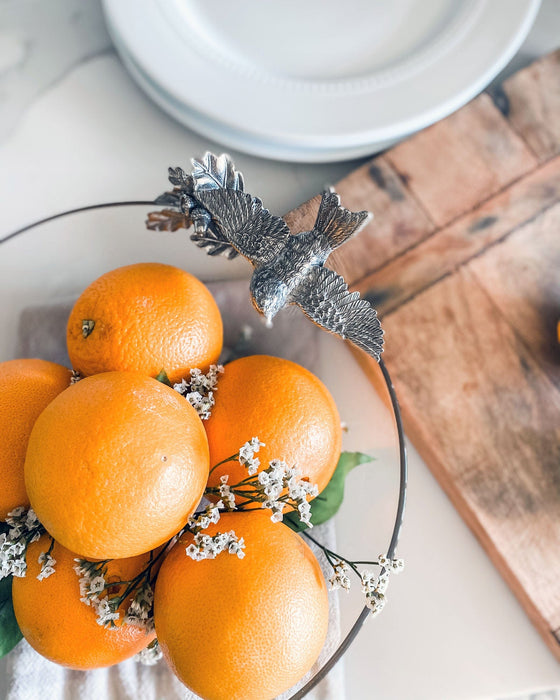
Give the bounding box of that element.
[386,95,538,227]
[284,50,560,660]
[499,48,560,163]
[469,202,560,391]
[353,155,560,315]
[327,156,435,284]
[381,267,560,656]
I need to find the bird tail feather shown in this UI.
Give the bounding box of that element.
[313,189,372,251]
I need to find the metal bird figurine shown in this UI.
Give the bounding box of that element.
[147,153,384,360]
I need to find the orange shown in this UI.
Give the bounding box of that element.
[25,371,209,559]
[204,355,341,497]
[0,359,71,520]
[12,533,154,669]
[66,263,223,384]
[154,511,329,700]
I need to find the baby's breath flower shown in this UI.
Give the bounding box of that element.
[73,546,167,630]
[135,639,162,666]
[328,562,351,591]
[0,507,46,580]
[251,458,317,527]
[125,582,155,632]
[358,556,404,617]
[238,437,264,475]
[206,440,319,529]
[89,576,106,594]
[25,510,39,530]
[94,597,120,627]
[218,476,236,510]
[361,569,387,617]
[173,365,224,420]
[37,551,56,581]
[186,531,245,561]
[390,557,405,573]
[187,502,223,533]
[73,559,121,627]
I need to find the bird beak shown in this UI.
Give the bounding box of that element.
[264,315,273,329]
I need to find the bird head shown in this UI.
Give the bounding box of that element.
[250,272,288,327]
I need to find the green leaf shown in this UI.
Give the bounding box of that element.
[155,369,172,386]
[0,576,22,658]
[284,451,374,532]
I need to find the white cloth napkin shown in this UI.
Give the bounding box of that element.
[0,279,345,700]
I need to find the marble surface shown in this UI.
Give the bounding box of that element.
[1,1,560,699]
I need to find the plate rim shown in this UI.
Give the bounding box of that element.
[102,0,540,161]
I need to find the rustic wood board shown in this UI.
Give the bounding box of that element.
[285,49,560,660]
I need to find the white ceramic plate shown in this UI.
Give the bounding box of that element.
[103,0,539,162]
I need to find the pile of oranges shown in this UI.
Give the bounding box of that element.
[0,262,343,699]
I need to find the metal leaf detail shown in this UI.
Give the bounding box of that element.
[154,190,183,207]
[146,209,190,232]
[167,167,193,191]
[192,153,245,192]
[189,228,239,259]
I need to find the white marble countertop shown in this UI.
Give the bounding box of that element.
[1,2,560,699]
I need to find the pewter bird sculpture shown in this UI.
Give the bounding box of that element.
[148,153,384,360]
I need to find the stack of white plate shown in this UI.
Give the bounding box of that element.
[103,0,540,162]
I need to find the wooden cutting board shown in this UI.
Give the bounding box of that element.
[285,50,560,661]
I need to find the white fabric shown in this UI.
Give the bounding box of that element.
[0,279,345,700]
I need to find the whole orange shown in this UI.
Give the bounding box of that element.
[204,355,341,497]
[12,533,154,669]
[154,511,329,700]
[25,371,209,559]
[0,359,71,520]
[66,263,223,384]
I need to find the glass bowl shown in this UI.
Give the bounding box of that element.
[0,202,407,699]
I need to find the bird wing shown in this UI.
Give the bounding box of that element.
[195,189,291,267]
[291,266,384,360]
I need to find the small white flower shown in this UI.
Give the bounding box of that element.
[7,506,25,519]
[238,438,265,471]
[360,570,376,591]
[37,551,56,581]
[186,544,202,560]
[93,597,120,627]
[187,502,223,533]
[328,562,351,592]
[89,576,106,595]
[245,457,260,476]
[218,482,236,510]
[25,510,39,530]
[173,365,224,420]
[360,567,395,617]
[135,640,162,666]
[125,582,154,632]
[390,558,404,573]
[186,530,245,561]
[11,560,27,578]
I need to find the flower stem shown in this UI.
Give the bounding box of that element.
[208,452,240,476]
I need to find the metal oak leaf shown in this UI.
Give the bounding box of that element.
[154,190,183,207]
[192,153,245,192]
[146,209,190,232]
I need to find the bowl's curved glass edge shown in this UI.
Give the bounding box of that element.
[1,202,408,699]
[290,358,407,700]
